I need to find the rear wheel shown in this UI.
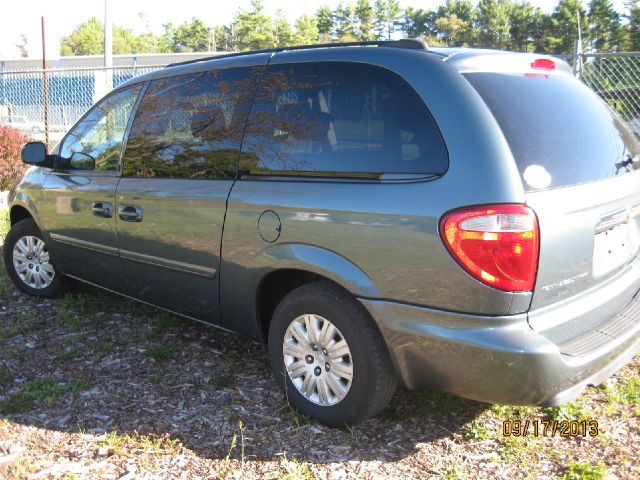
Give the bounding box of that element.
[268,281,397,425]
[3,218,67,297]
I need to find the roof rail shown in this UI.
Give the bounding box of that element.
[166,39,429,68]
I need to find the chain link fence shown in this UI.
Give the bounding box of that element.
[4,52,640,145]
[578,52,640,138]
[0,65,163,145]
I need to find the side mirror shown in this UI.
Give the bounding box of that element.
[70,152,96,170]
[21,142,51,166]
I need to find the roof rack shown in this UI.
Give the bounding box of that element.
[166,39,428,68]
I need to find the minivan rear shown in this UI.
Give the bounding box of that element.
[371,49,640,405]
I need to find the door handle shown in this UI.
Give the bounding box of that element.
[92,201,113,218]
[118,205,143,222]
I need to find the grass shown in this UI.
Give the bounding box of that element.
[59,291,111,313]
[543,402,590,422]
[278,454,316,480]
[97,430,183,456]
[558,461,607,480]
[439,464,468,480]
[155,311,186,330]
[461,420,493,441]
[0,261,10,297]
[0,208,9,241]
[0,364,14,387]
[212,373,235,389]
[145,345,176,362]
[0,377,90,414]
[1,458,38,480]
[603,372,640,415]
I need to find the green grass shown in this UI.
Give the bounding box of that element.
[543,402,590,422]
[278,454,316,480]
[56,310,84,329]
[558,461,607,480]
[145,345,176,361]
[212,373,235,389]
[0,320,30,341]
[461,420,493,441]
[59,292,108,314]
[0,261,9,297]
[0,364,14,387]
[606,373,640,410]
[0,208,9,241]
[440,464,468,480]
[97,430,182,455]
[0,377,90,414]
[154,311,186,330]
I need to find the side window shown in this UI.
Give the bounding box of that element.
[59,86,142,171]
[123,67,259,179]
[241,62,448,176]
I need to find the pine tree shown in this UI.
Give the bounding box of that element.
[588,0,620,51]
[475,0,510,49]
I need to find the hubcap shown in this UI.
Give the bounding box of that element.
[283,314,353,406]
[12,235,55,289]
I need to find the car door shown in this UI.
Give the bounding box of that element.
[40,85,143,285]
[114,66,261,323]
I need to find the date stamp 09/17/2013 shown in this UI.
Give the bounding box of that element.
[502,420,599,437]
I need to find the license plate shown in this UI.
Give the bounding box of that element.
[593,223,639,277]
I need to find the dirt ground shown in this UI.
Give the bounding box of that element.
[0,258,638,479]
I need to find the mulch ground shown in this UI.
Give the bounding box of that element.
[0,264,638,479]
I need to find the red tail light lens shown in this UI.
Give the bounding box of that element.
[439,205,540,292]
[531,58,555,71]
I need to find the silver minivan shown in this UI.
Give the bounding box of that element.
[5,41,640,425]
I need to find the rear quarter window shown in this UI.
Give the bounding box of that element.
[240,62,448,177]
[464,72,640,190]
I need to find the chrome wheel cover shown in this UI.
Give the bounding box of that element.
[283,314,353,406]
[12,235,55,289]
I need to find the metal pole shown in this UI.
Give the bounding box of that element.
[41,16,49,146]
[104,0,113,90]
[574,11,584,79]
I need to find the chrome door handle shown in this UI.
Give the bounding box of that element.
[118,205,143,222]
[92,201,113,218]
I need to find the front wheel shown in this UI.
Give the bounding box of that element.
[3,218,67,297]
[268,281,397,426]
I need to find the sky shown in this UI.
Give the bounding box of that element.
[0,0,627,59]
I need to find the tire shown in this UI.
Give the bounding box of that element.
[268,281,397,426]
[3,218,67,298]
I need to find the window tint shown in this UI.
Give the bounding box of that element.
[60,86,142,171]
[241,62,448,177]
[464,72,640,190]
[123,67,259,179]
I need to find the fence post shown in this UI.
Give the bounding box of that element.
[573,39,583,79]
[41,17,50,147]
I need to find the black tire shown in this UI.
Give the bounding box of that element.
[268,281,397,426]
[3,218,67,298]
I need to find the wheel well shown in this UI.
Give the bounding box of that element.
[257,269,329,339]
[10,205,32,226]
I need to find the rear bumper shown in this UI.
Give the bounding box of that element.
[359,284,640,406]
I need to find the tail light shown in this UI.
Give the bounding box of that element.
[439,204,540,292]
[531,58,556,71]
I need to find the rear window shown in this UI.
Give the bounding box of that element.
[464,72,640,191]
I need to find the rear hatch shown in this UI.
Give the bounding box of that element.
[459,56,640,319]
